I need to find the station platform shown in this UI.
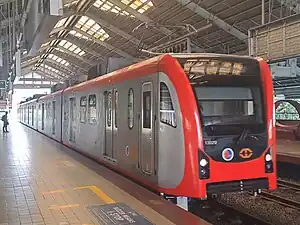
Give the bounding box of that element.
[0,123,209,225]
[277,139,300,165]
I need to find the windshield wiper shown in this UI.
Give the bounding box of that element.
[235,127,250,144]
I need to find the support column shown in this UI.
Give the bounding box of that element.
[262,0,265,25]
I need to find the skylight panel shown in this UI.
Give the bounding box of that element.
[69,30,88,40]
[64,0,78,7]
[121,0,153,13]
[54,17,67,29]
[73,48,81,54]
[45,65,60,74]
[75,17,110,41]
[48,54,70,66]
[41,42,49,48]
[68,44,76,52]
[93,0,134,17]
[58,40,85,56]
[64,42,72,49]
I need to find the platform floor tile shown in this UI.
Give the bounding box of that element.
[0,123,175,225]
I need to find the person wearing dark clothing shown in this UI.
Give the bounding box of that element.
[1,112,9,133]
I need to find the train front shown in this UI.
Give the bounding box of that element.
[182,55,277,198]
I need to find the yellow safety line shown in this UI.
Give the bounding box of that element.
[74,185,115,204]
[49,204,80,210]
[41,189,66,195]
[41,185,115,204]
[89,186,115,204]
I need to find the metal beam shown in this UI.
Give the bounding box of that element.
[34,71,62,82]
[64,35,105,59]
[49,27,137,59]
[56,45,96,66]
[0,14,21,28]
[72,28,136,59]
[174,0,248,42]
[46,58,77,74]
[21,67,35,76]
[277,0,300,13]
[85,9,143,47]
[21,60,38,69]
[13,83,53,89]
[45,35,104,60]
[19,77,59,82]
[103,0,173,36]
[36,66,66,80]
[44,60,74,76]
[49,49,89,72]
[34,48,89,73]
[21,56,74,77]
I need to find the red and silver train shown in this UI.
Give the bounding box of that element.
[18,53,277,199]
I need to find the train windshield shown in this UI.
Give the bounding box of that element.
[194,86,265,136]
[176,55,266,137]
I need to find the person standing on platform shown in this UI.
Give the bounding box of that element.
[1,111,9,133]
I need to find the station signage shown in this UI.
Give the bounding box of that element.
[0,80,5,89]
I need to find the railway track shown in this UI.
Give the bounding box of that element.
[189,199,272,225]
[258,179,300,211]
[278,178,300,191]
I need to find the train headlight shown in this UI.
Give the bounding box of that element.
[265,153,272,162]
[200,159,208,167]
[264,148,274,173]
[199,150,210,179]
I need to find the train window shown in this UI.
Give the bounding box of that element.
[143,91,151,129]
[105,91,112,127]
[128,89,134,129]
[32,105,34,126]
[160,82,176,127]
[27,106,30,124]
[52,101,56,135]
[42,103,45,130]
[80,96,87,123]
[64,99,68,120]
[115,90,118,128]
[88,95,97,124]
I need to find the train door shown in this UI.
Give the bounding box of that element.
[32,105,34,126]
[41,103,45,130]
[52,101,56,135]
[104,90,113,158]
[140,82,155,174]
[69,97,76,142]
[27,106,30,124]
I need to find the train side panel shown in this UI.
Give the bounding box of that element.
[62,89,102,156]
[35,92,62,141]
[61,74,162,185]
[157,72,185,189]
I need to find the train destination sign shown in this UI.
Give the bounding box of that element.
[184,59,244,77]
[87,203,154,225]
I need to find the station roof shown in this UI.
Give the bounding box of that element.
[2,0,300,95]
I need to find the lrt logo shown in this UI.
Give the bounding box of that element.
[239,148,253,159]
[222,148,234,161]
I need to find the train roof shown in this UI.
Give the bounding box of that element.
[18,53,260,102]
[169,53,260,64]
[39,89,64,101]
[63,54,167,93]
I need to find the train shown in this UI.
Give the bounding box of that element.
[18,53,277,200]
